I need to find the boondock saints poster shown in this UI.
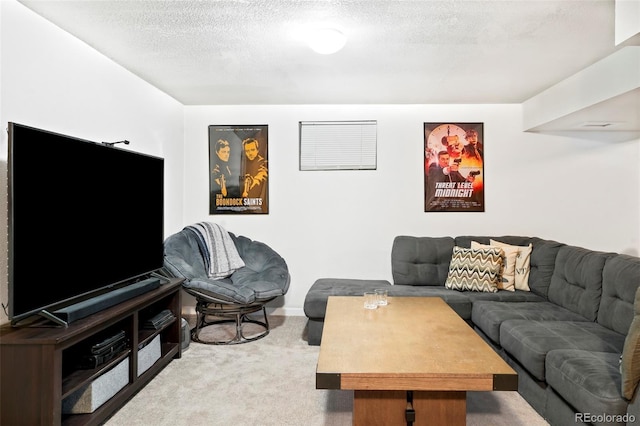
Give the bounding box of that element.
[209,125,269,214]
[424,122,484,212]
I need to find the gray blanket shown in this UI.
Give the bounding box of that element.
[185,222,245,279]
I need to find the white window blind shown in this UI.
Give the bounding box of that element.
[299,120,377,171]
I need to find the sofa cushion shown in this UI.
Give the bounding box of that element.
[472,301,588,344]
[387,285,473,320]
[306,318,324,346]
[599,254,640,335]
[391,236,455,285]
[621,286,640,400]
[546,350,627,418]
[547,246,615,321]
[500,320,626,381]
[455,236,564,299]
[490,239,533,291]
[463,289,545,304]
[303,278,392,319]
[444,246,502,293]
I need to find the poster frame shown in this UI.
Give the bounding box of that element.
[209,124,269,215]
[424,122,484,212]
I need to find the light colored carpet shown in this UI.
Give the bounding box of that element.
[105,316,549,425]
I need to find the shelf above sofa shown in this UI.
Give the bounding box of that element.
[522,46,640,143]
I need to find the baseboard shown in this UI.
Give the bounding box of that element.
[267,307,304,316]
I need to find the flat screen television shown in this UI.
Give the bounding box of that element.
[7,122,164,325]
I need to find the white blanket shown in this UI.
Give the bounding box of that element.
[186,222,245,279]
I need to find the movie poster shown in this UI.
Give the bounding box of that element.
[424,122,484,212]
[209,125,268,214]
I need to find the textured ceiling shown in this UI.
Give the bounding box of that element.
[18,0,622,105]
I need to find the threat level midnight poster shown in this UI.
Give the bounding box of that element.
[424,122,484,212]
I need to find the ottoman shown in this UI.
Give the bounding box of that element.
[304,278,391,345]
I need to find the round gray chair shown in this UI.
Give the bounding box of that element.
[163,228,290,345]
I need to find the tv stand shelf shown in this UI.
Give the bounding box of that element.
[0,277,183,426]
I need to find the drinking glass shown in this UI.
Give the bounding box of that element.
[363,292,378,309]
[375,288,388,306]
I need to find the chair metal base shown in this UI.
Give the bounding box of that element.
[191,300,270,345]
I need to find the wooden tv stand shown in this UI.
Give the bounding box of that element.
[0,277,183,426]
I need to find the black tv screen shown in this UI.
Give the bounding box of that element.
[8,122,164,324]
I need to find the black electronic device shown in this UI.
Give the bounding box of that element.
[79,340,128,369]
[90,330,126,354]
[143,309,176,330]
[78,330,129,369]
[7,122,165,326]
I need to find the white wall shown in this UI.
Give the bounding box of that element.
[2,0,639,322]
[615,0,640,45]
[184,105,640,315]
[0,1,184,324]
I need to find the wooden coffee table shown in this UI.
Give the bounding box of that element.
[316,296,517,426]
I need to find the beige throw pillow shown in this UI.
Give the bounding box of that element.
[490,239,532,291]
[621,287,640,400]
[445,246,502,293]
[471,241,516,291]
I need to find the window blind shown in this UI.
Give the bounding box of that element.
[299,120,377,171]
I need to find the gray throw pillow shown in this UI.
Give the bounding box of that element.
[621,287,640,400]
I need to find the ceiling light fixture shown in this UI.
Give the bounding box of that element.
[308,28,347,55]
[577,121,622,128]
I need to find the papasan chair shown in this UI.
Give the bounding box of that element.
[163,223,290,345]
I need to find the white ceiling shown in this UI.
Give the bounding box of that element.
[18,0,625,106]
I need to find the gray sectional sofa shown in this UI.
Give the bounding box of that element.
[303,235,640,425]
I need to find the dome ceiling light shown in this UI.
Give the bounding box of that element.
[307,28,347,55]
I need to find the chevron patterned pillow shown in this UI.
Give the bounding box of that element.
[471,240,517,292]
[444,246,503,293]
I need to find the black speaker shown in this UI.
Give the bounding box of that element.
[54,278,161,324]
